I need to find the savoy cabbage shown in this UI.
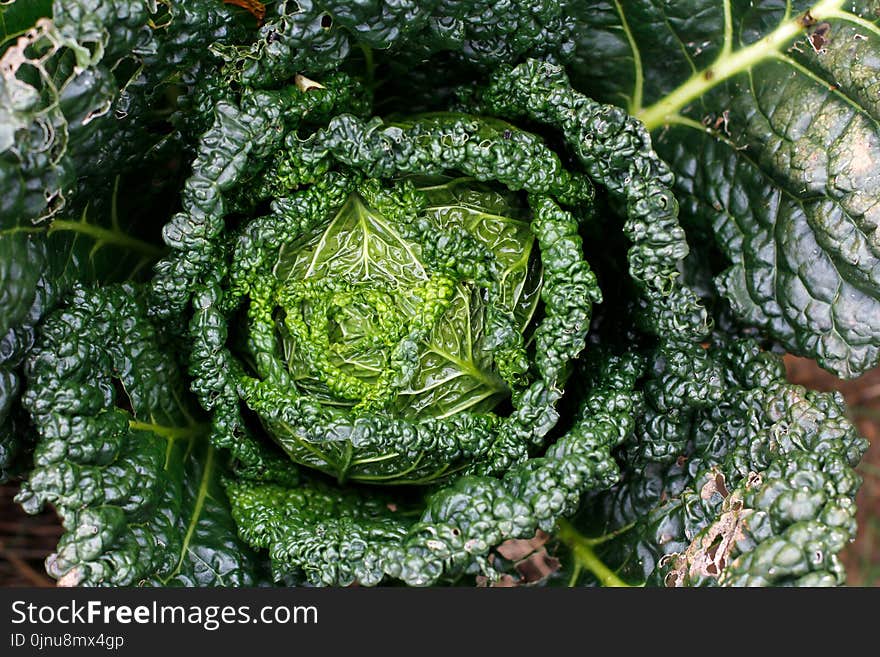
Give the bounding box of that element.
[0,0,876,587]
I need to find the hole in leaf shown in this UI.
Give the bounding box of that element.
[112,377,134,415]
[714,473,729,498]
[704,535,726,575]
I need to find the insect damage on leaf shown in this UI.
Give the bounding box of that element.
[662,495,751,586]
[807,22,832,53]
[568,0,880,378]
[665,473,754,586]
[2,0,870,589]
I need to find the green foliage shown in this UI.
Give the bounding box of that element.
[558,338,866,586]
[227,351,641,585]
[567,0,880,378]
[0,0,237,227]
[162,58,717,585]
[1,0,873,588]
[0,190,176,482]
[0,0,246,479]
[211,0,576,85]
[16,285,258,586]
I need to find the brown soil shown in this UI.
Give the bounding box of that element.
[785,356,880,586]
[0,482,57,587]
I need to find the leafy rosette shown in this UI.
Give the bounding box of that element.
[235,172,564,484]
[3,1,870,589]
[151,60,715,585]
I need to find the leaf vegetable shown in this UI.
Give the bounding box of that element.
[0,0,874,587]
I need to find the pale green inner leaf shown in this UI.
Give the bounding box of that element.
[273,180,541,418]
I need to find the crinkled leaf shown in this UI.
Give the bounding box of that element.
[0,0,245,229]
[16,285,261,586]
[211,0,576,86]
[0,0,246,479]
[167,59,723,585]
[0,185,170,482]
[167,78,610,486]
[569,0,880,377]
[227,351,641,586]
[553,338,866,587]
[273,178,539,419]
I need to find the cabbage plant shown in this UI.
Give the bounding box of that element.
[1,0,874,587]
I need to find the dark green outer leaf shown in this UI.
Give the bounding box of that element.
[1,0,149,227]
[0,0,245,229]
[16,285,260,586]
[477,60,709,344]
[558,337,866,587]
[211,0,576,85]
[0,0,245,478]
[226,351,643,586]
[0,233,48,481]
[0,186,171,481]
[0,0,51,51]
[568,0,880,377]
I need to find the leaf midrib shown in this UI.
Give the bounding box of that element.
[637,0,849,130]
[161,445,215,585]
